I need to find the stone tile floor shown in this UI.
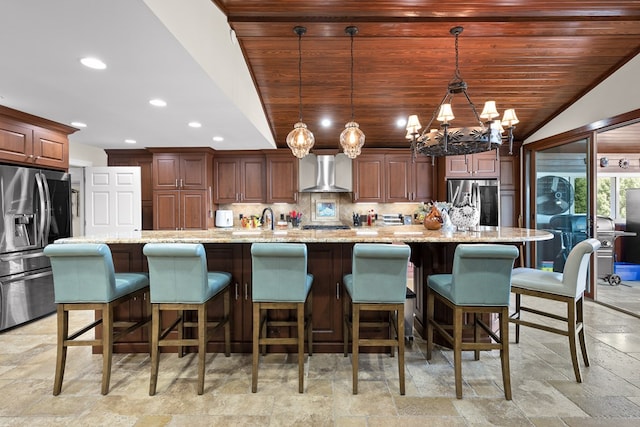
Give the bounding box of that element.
[1,297,640,426]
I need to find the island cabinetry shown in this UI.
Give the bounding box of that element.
[0,106,76,170]
[106,149,154,230]
[99,244,150,353]
[204,244,252,353]
[265,152,298,203]
[306,244,347,351]
[445,150,499,178]
[213,153,265,203]
[150,149,214,230]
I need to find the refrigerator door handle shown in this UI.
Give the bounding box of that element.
[34,173,47,246]
[40,172,52,245]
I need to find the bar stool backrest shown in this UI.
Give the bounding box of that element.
[251,243,309,302]
[561,238,601,299]
[44,243,117,303]
[450,244,519,306]
[143,243,208,303]
[350,243,410,303]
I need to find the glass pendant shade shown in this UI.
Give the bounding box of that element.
[340,121,365,159]
[287,121,315,159]
[287,26,314,158]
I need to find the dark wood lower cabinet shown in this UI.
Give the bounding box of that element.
[101,241,490,353]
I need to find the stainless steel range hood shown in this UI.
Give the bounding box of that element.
[299,154,352,193]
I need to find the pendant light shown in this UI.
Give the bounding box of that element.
[340,26,365,159]
[286,26,315,158]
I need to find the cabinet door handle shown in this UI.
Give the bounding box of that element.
[235,283,239,300]
[180,178,184,188]
[175,179,179,188]
[244,283,249,300]
[336,282,340,300]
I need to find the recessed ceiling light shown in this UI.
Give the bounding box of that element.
[212,136,224,142]
[149,99,167,107]
[71,121,87,128]
[124,139,137,144]
[80,57,106,70]
[321,118,332,127]
[188,122,202,128]
[396,118,407,128]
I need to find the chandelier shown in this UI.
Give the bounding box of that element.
[340,26,365,159]
[286,26,315,158]
[406,26,519,158]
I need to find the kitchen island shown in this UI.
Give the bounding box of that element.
[56,226,552,353]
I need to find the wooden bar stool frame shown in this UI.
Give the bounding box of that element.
[252,293,313,393]
[149,289,231,395]
[54,287,150,395]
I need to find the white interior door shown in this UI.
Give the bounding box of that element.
[84,167,141,236]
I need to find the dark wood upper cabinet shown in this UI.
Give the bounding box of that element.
[352,153,385,202]
[265,152,298,203]
[0,106,76,170]
[445,150,499,178]
[354,150,433,203]
[213,153,265,203]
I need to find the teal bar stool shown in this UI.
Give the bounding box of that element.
[44,243,150,396]
[251,243,313,393]
[509,238,600,383]
[343,243,411,395]
[427,244,519,400]
[143,243,231,395]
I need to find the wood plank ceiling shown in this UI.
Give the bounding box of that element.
[212,1,640,152]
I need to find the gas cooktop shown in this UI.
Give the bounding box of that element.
[301,224,351,230]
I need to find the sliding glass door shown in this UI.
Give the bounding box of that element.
[524,137,595,296]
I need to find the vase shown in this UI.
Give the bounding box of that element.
[450,195,480,231]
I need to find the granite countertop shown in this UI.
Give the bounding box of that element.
[55,225,553,244]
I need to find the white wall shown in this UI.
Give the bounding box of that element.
[69,140,107,167]
[526,54,640,143]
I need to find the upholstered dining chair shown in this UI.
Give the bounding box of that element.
[143,243,231,395]
[509,238,601,383]
[251,243,313,393]
[427,244,519,400]
[343,243,411,395]
[44,243,150,395]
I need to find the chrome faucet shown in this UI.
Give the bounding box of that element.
[260,207,274,230]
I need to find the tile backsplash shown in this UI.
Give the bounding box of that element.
[217,193,423,228]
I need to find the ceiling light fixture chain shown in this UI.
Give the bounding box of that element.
[340,25,365,159]
[286,26,315,159]
[406,26,519,158]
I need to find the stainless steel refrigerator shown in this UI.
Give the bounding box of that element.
[447,179,500,227]
[0,164,71,330]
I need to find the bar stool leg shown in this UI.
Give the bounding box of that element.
[149,304,161,396]
[297,302,304,393]
[397,306,405,395]
[53,305,68,396]
[352,305,360,394]
[251,302,260,393]
[197,304,207,395]
[101,303,114,395]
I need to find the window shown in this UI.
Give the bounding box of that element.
[596,175,640,220]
